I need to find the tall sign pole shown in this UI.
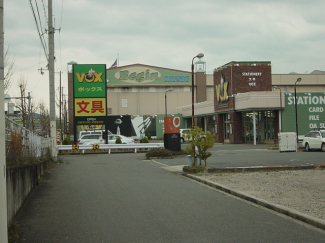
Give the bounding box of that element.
[0,1,8,241]
[48,0,57,160]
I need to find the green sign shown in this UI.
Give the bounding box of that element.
[73,64,107,143]
[282,92,325,135]
[107,65,191,86]
[74,64,106,98]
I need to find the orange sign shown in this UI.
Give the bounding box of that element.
[164,117,180,134]
[74,98,106,116]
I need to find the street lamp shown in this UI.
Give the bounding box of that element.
[191,53,204,129]
[273,86,282,133]
[165,89,173,117]
[294,77,302,147]
[191,53,204,166]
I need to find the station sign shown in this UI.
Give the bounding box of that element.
[283,92,325,135]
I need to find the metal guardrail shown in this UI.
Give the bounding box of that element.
[57,143,164,154]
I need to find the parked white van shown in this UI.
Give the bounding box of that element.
[78,130,112,140]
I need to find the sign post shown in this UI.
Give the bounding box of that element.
[164,116,181,151]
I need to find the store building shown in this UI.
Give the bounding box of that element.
[67,60,215,139]
[67,60,325,143]
[213,61,325,144]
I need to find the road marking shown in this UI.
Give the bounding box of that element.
[144,159,168,168]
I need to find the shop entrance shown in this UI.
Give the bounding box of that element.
[242,111,275,144]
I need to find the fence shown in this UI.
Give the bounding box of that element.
[5,117,51,164]
[57,143,164,154]
[5,117,52,224]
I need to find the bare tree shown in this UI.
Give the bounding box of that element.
[4,46,15,93]
[29,101,38,133]
[15,76,30,128]
[38,101,50,137]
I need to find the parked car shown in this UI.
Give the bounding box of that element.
[78,130,112,140]
[77,134,105,145]
[180,128,206,143]
[78,134,135,145]
[302,130,325,152]
[180,129,190,143]
[107,135,135,144]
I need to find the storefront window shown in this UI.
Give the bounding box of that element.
[242,111,275,143]
[242,112,259,143]
[263,111,275,140]
[223,114,230,140]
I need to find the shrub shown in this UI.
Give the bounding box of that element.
[170,150,187,156]
[142,136,149,143]
[196,131,214,166]
[145,148,186,159]
[184,127,215,167]
[62,135,71,145]
[115,137,122,144]
[146,148,172,159]
[6,128,23,166]
[146,133,151,140]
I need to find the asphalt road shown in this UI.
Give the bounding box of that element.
[15,150,325,242]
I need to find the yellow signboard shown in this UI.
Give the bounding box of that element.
[72,145,79,150]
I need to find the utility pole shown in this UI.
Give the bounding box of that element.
[64,97,67,134]
[28,92,31,129]
[0,1,8,242]
[48,0,57,160]
[59,72,62,143]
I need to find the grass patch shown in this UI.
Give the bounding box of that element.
[215,173,227,177]
[188,165,208,169]
[8,221,19,242]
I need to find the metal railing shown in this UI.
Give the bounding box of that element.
[57,143,164,154]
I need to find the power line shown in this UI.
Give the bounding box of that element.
[59,0,64,28]
[57,0,64,73]
[29,0,48,61]
[41,0,48,21]
[34,0,48,54]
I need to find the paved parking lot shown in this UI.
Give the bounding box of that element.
[153,143,324,168]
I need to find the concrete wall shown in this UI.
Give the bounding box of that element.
[6,159,51,224]
[106,90,195,116]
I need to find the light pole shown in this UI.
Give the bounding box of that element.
[191,53,204,129]
[273,86,282,133]
[165,89,173,117]
[191,53,204,166]
[294,78,302,147]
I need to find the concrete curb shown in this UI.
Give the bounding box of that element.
[183,164,325,173]
[183,173,325,231]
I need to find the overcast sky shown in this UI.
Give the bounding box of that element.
[4,0,325,109]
